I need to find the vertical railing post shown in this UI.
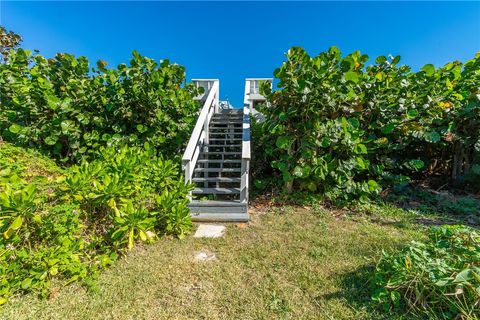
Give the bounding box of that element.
[240,98,251,204]
[240,158,250,203]
[183,159,192,199]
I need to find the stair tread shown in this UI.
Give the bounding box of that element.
[190,213,249,222]
[192,177,241,182]
[200,151,241,155]
[193,187,241,194]
[203,144,241,147]
[210,127,242,129]
[213,116,243,118]
[188,200,245,207]
[210,121,242,123]
[197,159,241,163]
[194,167,241,172]
[210,125,242,127]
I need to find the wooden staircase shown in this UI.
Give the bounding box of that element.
[182,80,250,222]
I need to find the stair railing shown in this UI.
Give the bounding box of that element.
[240,102,251,204]
[182,80,219,193]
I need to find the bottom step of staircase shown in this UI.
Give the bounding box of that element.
[188,200,248,222]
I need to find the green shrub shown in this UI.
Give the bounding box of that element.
[0,182,105,304]
[257,47,480,202]
[0,143,192,304]
[372,225,480,319]
[62,145,194,245]
[0,48,201,162]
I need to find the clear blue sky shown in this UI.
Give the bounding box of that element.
[1,1,479,107]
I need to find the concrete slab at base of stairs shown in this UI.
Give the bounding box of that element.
[194,224,226,238]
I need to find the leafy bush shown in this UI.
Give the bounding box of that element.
[372,225,480,319]
[0,143,192,304]
[0,48,201,162]
[0,30,197,304]
[256,47,480,202]
[62,145,194,243]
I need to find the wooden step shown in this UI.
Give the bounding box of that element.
[188,200,249,222]
[209,130,242,134]
[188,200,245,207]
[213,116,243,119]
[194,167,241,173]
[192,187,241,194]
[217,110,243,114]
[212,119,243,122]
[189,200,248,221]
[192,177,241,183]
[210,121,242,125]
[209,128,242,131]
[190,212,249,222]
[203,144,241,147]
[202,146,241,151]
[200,151,241,155]
[209,133,242,136]
[209,138,243,141]
[196,159,241,163]
[209,126,242,129]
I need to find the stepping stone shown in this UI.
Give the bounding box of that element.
[194,224,226,238]
[193,250,217,262]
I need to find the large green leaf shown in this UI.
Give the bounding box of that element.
[345,71,359,83]
[44,135,58,146]
[276,136,291,150]
[424,131,441,143]
[381,123,396,134]
[421,64,435,76]
[8,124,22,134]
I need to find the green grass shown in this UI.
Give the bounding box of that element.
[0,204,425,320]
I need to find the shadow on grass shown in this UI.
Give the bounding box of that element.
[321,265,414,320]
[320,265,376,310]
[383,185,480,228]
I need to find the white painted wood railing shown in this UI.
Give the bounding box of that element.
[240,102,251,203]
[182,80,219,190]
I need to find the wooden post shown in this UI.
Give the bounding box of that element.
[240,158,250,203]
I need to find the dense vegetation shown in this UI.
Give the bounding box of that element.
[254,47,480,203]
[373,225,479,319]
[0,43,201,163]
[0,142,192,304]
[0,28,195,304]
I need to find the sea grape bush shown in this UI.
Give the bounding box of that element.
[372,225,480,319]
[256,47,480,202]
[0,48,201,162]
[0,143,192,304]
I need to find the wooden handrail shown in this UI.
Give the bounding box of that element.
[182,80,218,184]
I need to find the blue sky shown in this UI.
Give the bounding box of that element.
[1,1,479,107]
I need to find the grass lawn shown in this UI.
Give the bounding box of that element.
[0,203,426,320]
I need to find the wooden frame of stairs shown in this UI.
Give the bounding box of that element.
[182,80,250,222]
